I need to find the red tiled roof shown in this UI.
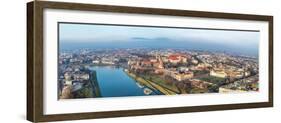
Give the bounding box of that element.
[168,55,180,60]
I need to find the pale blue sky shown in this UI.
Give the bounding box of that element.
[59,23,260,56]
[59,23,259,45]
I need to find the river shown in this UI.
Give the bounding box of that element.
[89,66,158,97]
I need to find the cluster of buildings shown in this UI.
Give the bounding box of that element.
[219,74,259,93]
[58,64,91,99]
[59,49,128,66]
[167,54,189,64]
[210,66,251,79]
[128,54,164,73]
[127,49,259,93]
[63,71,90,85]
[92,58,116,65]
[164,69,194,81]
[128,53,196,81]
[188,79,212,90]
[59,48,259,95]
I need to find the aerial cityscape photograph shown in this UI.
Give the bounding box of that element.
[58,23,260,99]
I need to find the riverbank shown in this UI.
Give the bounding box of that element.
[125,70,177,95]
[90,70,102,97]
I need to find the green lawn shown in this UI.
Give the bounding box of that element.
[141,74,180,93]
[190,87,209,93]
[199,76,226,85]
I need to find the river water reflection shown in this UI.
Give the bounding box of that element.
[89,66,158,97]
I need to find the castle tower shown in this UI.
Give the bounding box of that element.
[156,54,164,69]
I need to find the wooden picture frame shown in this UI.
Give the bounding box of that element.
[27,1,273,122]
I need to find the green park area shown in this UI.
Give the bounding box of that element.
[199,76,226,85]
[141,74,181,94]
[126,71,178,95]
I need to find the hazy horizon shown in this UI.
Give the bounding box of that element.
[59,23,260,57]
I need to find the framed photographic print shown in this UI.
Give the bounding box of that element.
[27,1,273,122]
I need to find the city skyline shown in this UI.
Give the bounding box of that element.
[59,23,260,57]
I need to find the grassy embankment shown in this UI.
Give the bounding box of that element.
[125,71,178,95]
[141,75,184,94]
[90,71,102,97]
[73,71,102,98]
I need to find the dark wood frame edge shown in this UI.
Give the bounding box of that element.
[27,1,274,122]
[27,1,34,122]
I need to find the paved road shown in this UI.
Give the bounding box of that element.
[193,73,209,79]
